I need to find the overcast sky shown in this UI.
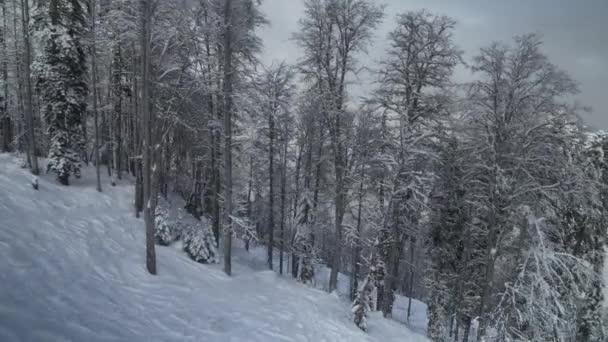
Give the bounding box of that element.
[258,0,608,129]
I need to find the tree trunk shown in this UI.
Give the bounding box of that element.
[141,0,156,275]
[328,115,346,292]
[292,142,303,219]
[90,0,101,192]
[112,46,123,180]
[135,159,143,216]
[350,167,364,300]
[407,236,416,322]
[11,0,24,156]
[279,140,287,275]
[476,213,499,341]
[267,107,275,270]
[211,126,220,246]
[329,187,344,292]
[382,232,401,317]
[246,156,253,251]
[222,0,234,276]
[1,1,11,153]
[21,0,38,175]
[463,316,471,342]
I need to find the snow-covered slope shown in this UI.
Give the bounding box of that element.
[0,154,428,342]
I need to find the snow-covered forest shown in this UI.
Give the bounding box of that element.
[0,0,606,341]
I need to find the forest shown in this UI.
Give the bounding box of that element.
[0,0,606,341]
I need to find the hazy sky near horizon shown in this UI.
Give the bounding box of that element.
[258,0,608,129]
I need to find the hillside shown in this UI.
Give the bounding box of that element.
[0,154,428,342]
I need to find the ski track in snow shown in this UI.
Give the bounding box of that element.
[0,154,429,342]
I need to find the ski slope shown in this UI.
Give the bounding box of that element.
[0,154,428,342]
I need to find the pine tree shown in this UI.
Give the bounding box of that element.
[426,137,469,340]
[34,0,88,185]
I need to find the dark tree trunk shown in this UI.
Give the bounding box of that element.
[246,156,253,251]
[135,159,143,217]
[463,316,471,342]
[112,45,123,179]
[1,2,11,153]
[279,140,287,275]
[21,0,38,175]
[141,0,156,275]
[222,0,234,276]
[407,236,416,321]
[11,0,24,156]
[267,108,275,270]
[350,169,364,301]
[90,0,102,192]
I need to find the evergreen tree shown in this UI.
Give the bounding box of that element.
[34,0,88,185]
[566,131,608,341]
[426,137,469,340]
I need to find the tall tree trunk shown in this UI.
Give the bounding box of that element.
[133,46,142,217]
[141,0,156,275]
[112,46,123,180]
[246,156,253,251]
[90,0,101,192]
[12,0,24,157]
[476,210,499,341]
[407,236,416,321]
[462,316,472,342]
[221,0,234,276]
[267,106,275,270]
[21,0,38,174]
[212,128,220,245]
[328,146,345,292]
[279,140,287,275]
[1,1,10,152]
[350,168,364,301]
[292,142,303,219]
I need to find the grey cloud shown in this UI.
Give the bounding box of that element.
[259,0,608,128]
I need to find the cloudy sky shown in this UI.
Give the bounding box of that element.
[258,0,608,129]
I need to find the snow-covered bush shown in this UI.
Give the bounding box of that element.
[154,197,180,246]
[352,276,373,331]
[352,250,384,332]
[491,213,593,341]
[182,217,218,264]
[154,195,217,263]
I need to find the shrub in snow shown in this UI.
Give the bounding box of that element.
[154,195,217,263]
[182,218,218,264]
[352,276,374,332]
[154,198,179,246]
[292,228,314,284]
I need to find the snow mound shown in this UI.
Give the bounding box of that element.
[0,154,428,342]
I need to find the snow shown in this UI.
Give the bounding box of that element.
[0,154,429,342]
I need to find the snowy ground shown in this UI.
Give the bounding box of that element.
[0,154,429,342]
[234,241,429,334]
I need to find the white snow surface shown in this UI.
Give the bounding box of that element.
[0,154,429,342]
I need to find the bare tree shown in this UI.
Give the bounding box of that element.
[374,10,461,317]
[462,34,579,340]
[258,62,295,271]
[294,0,384,292]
